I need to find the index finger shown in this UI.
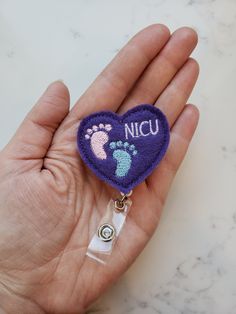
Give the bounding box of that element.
[69,24,170,119]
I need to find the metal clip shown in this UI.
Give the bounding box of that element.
[114,191,132,212]
[98,223,116,242]
[86,191,133,264]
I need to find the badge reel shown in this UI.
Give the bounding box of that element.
[77,104,170,264]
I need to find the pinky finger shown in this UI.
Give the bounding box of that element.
[147,104,200,201]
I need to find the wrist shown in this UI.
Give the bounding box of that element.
[0,283,45,314]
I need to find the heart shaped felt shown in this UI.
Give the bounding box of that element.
[77,104,170,194]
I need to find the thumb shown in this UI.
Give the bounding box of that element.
[3,81,70,166]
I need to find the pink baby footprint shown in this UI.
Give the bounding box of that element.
[85,124,112,160]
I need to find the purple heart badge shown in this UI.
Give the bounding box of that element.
[77,104,170,194]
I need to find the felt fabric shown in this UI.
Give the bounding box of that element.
[77,104,170,194]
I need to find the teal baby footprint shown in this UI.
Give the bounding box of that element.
[109,141,138,177]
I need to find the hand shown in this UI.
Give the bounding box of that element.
[0,24,199,313]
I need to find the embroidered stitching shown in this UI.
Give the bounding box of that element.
[85,124,112,160]
[78,105,170,192]
[109,141,137,177]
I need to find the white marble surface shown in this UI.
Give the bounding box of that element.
[1,0,236,313]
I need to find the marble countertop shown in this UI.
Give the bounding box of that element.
[1,0,236,313]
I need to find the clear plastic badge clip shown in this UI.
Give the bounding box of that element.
[86,191,132,264]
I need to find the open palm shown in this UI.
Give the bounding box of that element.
[0,25,199,313]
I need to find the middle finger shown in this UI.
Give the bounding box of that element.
[119,27,198,114]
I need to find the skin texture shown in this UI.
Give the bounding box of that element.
[0,24,199,313]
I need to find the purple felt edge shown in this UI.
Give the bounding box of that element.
[77,104,170,194]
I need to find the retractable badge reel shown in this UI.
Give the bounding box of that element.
[77,104,170,264]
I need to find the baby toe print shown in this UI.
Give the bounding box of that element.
[109,141,137,177]
[85,124,112,160]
